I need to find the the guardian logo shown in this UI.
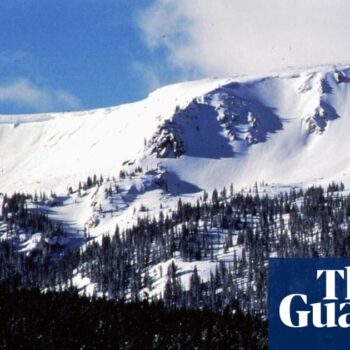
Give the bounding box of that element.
[279,267,350,328]
[269,259,350,350]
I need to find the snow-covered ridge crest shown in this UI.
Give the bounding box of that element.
[0,78,228,193]
[1,64,350,195]
[138,64,350,193]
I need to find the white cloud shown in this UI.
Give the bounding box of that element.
[132,61,162,92]
[55,90,82,111]
[0,78,82,113]
[139,0,350,77]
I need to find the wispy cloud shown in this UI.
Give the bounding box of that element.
[139,0,350,77]
[132,61,162,93]
[0,78,82,113]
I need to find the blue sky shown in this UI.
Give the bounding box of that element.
[1,0,349,114]
[0,0,188,114]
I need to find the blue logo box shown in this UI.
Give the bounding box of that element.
[269,258,350,350]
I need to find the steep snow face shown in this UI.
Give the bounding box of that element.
[1,65,350,196]
[139,65,350,193]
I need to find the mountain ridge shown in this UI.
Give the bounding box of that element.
[1,63,350,196]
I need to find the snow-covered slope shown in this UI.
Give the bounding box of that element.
[0,78,230,193]
[1,64,350,197]
[138,65,350,194]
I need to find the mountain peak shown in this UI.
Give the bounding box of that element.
[1,64,350,194]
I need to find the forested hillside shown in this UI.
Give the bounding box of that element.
[1,182,349,318]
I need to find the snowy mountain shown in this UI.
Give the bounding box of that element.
[2,63,350,300]
[1,64,350,197]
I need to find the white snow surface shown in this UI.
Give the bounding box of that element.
[0,78,228,194]
[1,64,350,197]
